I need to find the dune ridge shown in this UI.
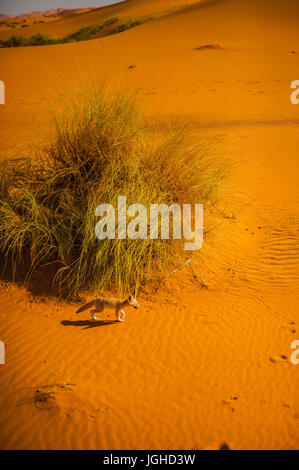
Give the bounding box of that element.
[0,0,201,41]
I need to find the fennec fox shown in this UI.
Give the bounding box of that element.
[76,290,140,322]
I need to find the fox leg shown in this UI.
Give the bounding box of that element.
[117,309,126,322]
[91,302,104,321]
[90,310,99,321]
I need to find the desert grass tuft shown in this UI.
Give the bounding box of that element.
[0,85,228,298]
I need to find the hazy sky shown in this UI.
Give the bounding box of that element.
[0,0,123,16]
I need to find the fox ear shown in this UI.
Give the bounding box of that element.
[132,289,136,298]
[129,295,132,301]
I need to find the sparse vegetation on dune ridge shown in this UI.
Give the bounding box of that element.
[0,16,153,48]
[63,16,119,43]
[0,85,229,298]
[0,17,118,47]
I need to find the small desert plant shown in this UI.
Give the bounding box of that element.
[1,33,58,47]
[63,17,118,43]
[25,33,60,46]
[114,16,153,33]
[2,35,23,47]
[0,85,228,297]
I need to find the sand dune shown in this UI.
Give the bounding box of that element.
[0,0,298,450]
[0,0,200,40]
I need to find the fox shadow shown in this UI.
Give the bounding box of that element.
[61,319,118,329]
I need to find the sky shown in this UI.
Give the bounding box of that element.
[0,0,123,16]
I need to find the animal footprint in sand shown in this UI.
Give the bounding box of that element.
[221,396,239,415]
[269,354,288,363]
[34,371,74,410]
[194,44,222,51]
[34,389,56,410]
[281,321,297,335]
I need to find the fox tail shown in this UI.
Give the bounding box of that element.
[76,300,95,314]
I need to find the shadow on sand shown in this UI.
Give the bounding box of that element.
[61,319,118,329]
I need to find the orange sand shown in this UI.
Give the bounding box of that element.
[0,0,298,450]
